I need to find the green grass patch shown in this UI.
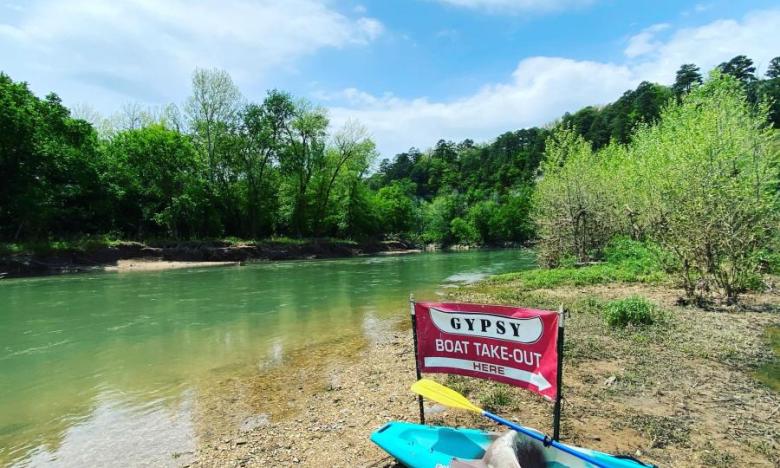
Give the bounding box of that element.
[478,385,513,412]
[603,296,659,328]
[494,262,665,289]
[490,238,667,289]
[755,326,780,392]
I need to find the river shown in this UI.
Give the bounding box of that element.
[0,249,535,466]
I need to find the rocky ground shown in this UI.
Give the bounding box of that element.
[186,280,779,467]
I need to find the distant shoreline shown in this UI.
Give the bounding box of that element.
[0,239,423,279]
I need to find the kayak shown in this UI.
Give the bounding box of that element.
[370,421,653,468]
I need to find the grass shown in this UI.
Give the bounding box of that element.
[754,326,780,392]
[478,385,513,412]
[624,414,691,449]
[603,296,659,328]
[491,238,667,289]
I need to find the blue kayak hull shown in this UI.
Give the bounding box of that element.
[370,421,650,468]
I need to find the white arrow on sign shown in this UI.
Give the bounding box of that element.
[424,356,551,391]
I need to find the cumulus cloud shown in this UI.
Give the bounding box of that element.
[433,0,596,14]
[624,23,670,58]
[0,0,382,110]
[327,8,780,156]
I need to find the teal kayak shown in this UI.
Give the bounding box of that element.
[370,421,654,468]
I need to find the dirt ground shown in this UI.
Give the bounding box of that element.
[189,281,779,467]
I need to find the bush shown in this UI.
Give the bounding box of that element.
[604,296,658,328]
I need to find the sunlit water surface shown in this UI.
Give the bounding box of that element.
[0,249,535,466]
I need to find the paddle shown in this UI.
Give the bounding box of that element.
[411,378,610,468]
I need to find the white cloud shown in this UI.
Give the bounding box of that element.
[624,23,670,58]
[433,0,596,14]
[326,8,780,157]
[0,0,382,111]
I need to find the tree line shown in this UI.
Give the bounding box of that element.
[1,55,779,249]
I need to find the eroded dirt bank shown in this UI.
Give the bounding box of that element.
[189,283,779,467]
[0,239,417,278]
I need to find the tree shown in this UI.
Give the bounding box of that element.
[633,73,777,303]
[0,74,107,240]
[238,90,295,236]
[763,57,780,127]
[672,63,703,97]
[717,55,756,83]
[767,56,780,79]
[279,100,329,236]
[185,68,242,183]
[377,181,418,235]
[104,125,207,238]
[533,128,621,265]
[312,120,376,235]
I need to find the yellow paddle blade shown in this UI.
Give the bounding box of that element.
[411,379,483,414]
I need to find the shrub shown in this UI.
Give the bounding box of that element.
[604,296,658,328]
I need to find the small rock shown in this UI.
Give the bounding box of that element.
[604,375,617,386]
[424,404,447,415]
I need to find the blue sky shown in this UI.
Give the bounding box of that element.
[1,0,778,156]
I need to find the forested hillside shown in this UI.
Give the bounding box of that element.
[2,55,778,247]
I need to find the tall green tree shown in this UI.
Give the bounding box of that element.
[672,63,703,98]
[767,57,780,79]
[717,55,756,83]
[104,125,208,238]
[0,74,107,240]
[185,68,242,184]
[312,121,376,236]
[279,101,329,236]
[238,90,295,236]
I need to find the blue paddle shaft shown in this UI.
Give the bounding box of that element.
[482,411,609,468]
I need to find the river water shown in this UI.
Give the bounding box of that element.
[0,249,535,466]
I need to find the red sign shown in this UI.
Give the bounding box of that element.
[414,301,560,400]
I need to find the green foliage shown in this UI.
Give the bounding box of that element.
[2,54,778,256]
[534,72,779,303]
[603,296,658,328]
[672,64,703,98]
[533,128,622,265]
[495,240,666,289]
[497,261,665,290]
[560,81,673,149]
[376,181,419,234]
[0,73,109,240]
[104,125,208,238]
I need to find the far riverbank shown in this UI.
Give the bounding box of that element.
[0,238,424,279]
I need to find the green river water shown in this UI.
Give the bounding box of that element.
[0,249,535,467]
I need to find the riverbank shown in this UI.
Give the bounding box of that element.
[0,238,418,278]
[191,278,779,467]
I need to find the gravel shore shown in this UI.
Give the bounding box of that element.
[188,282,779,467]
